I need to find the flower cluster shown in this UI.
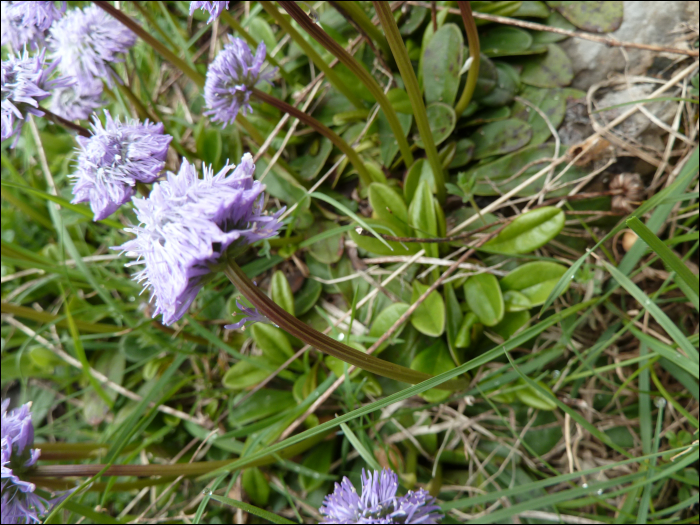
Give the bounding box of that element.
[1,399,50,525]
[190,1,230,24]
[49,78,103,121]
[117,153,283,325]
[6,1,66,32]
[70,110,172,221]
[204,37,276,127]
[320,469,443,524]
[1,48,70,146]
[48,5,136,88]
[1,2,46,50]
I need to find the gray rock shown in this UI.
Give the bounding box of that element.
[561,1,698,90]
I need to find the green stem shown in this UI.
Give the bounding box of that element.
[132,1,178,51]
[93,1,205,88]
[252,88,372,187]
[41,108,90,137]
[329,1,392,61]
[224,258,467,390]
[373,1,445,203]
[219,10,294,85]
[454,1,481,117]
[259,1,365,110]
[277,1,414,168]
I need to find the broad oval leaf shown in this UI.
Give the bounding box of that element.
[449,138,475,168]
[294,278,322,317]
[520,43,573,88]
[416,102,457,148]
[251,324,297,367]
[469,119,532,160]
[503,290,532,312]
[222,357,271,390]
[500,261,570,305]
[369,303,411,354]
[480,26,533,57]
[404,159,434,203]
[492,310,531,339]
[546,1,623,33]
[349,218,419,256]
[271,270,295,316]
[242,467,270,507]
[444,283,463,364]
[410,281,445,337]
[409,180,439,258]
[410,340,456,403]
[482,207,565,254]
[300,440,335,492]
[422,23,463,106]
[455,312,483,352]
[464,273,504,327]
[369,183,409,236]
[307,220,344,264]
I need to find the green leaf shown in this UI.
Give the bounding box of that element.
[349,218,419,256]
[520,43,573,87]
[222,357,273,390]
[294,278,322,317]
[449,138,476,168]
[289,137,333,181]
[251,324,297,366]
[626,217,699,308]
[369,303,411,354]
[514,379,557,410]
[387,88,412,114]
[469,119,533,160]
[378,110,412,167]
[195,123,222,169]
[408,180,439,258]
[464,273,505,327]
[369,183,409,236]
[340,422,382,471]
[410,281,445,337]
[271,271,295,316]
[306,220,344,264]
[511,86,567,146]
[531,11,576,44]
[300,440,334,492]
[242,467,270,507]
[500,261,570,305]
[248,17,277,50]
[404,158,434,203]
[480,26,533,57]
[422,23,463,106]
[455,312,483,354]
[478,62,521,108]
[492,310,531,339]
[228,390,297,426]
[416,102,456,148]
[208,493,294,524]
[546,1,623,33]
[503,290,532,312]
[410,340,456,403]
[482,207,565,254]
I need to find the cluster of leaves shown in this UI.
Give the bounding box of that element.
[1,1,698,524]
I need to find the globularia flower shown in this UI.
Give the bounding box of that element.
[50,78,103,120]
[7,1,66,31]
[225,298,268,330]
[1,1,45,50]
[320,469,443,524]
[190,1,230,24]
[117,153,283,325]
[2,48,69,146]
[1,399,50,525]
[204,37,276,127]
[70,110,172,221]
[48,5,136,87]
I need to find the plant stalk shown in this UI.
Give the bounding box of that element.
[373,1,446,203]
[277,1,414,168]
[223,257,467,390]
[329,1,392,61]
[454,1,481,117]
[252,88,372,186]
[259,1,365,110]
[93,1,205,88]
[41,108,90,137]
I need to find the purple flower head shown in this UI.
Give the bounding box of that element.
[2,48,70,147]
[204,37,277,127]
[70,110,172,221]
[48,5,136,87]
[1,1,45,50]
[49,77,103,121]
[225,298,269,330]
[320,469,443,524]
[7,1,66,31]
[190,1,230,24]
[116,153,284,325]
[1,399,50,525]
